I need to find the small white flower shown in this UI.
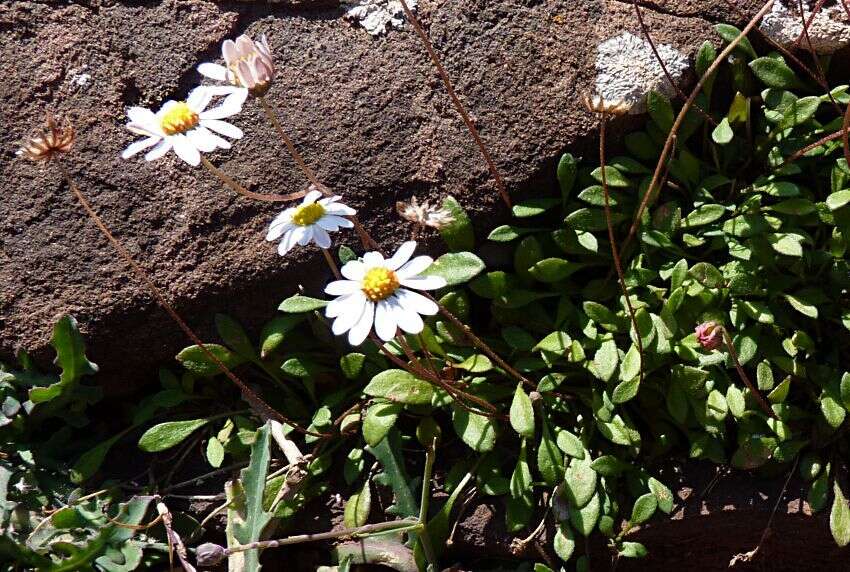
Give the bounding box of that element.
[266,188,356,256]
[121,87,245,167]
[198,34,275,99]
[324,241,446,346]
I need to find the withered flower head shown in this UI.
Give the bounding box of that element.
[396,196,455,230]
[582,93,633,116]
[198,34,275,98]
[695,321,723,351]
[17,115,75,162]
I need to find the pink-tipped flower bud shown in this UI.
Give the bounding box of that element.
[695,321,723,350]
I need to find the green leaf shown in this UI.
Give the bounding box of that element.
[556,430,585,459]
[30,316,98,404]
[769,198,816,215]
[583,302,620,330]
[259,315,304,358]
[537,419,563,486]
[553,523,576,561]
[768,233,804,257]
[565,208,626,232]
[340,353,366,379]
[279,295,328,313]
[648,477,674,514]
[784,294,818,319]
[570,491,600,537]
[591,166,630,188]
[826,190,850,211]
[215,314,256,359]
[689,262,725,288]
[509,383,535,438]
[138,419,209,452]
[487,225,544,242]
[726,385,745,418]
[563,455,597,509]
[231,422,274,571]
[590,455,630,476]
[593,340,619,382]
[207,436,225,468]
[821,395,846,430]
[682,204,726,228]
[364,370,434,405]
[367,430,418,518]
[422,252,484,286]
[176,344,245,377]
[506,439,534,532]
[619,542,648,559]
[362,402,401,447]
[714,24,756,59]
[456,354,493,373]
[344,480,372,528]
[534,331,572,354]
[647,91,674,132]
[831,483,850,547]
[70,432,126,484]
[529,258,582,283]
[557,153,578,202]
[712,117,734,145]
[512,198,560,218]
[452,405,497,452]
[612,376,640,404]
[439,196,474,251]
[630,493,658,524]
[749,57,799,89]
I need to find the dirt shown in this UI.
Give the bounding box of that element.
[0,0,763,389]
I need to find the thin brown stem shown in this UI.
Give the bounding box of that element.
[620,0,777,259]
[795,0,842,114]
[321,248,341,279]
[200,156,305,202]
[631,0,715,126]
[56,161,323,437]
[779,129,845,167]
[599,113,644,387]
[397,0,511,209]
[843,99,850,167]
[721,328,775,418]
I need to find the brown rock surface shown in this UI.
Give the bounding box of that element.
[0,0,760,385]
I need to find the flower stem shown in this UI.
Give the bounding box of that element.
[397,0,511,209]
[56,161,323,437]
[321,248,341,279]
[199,156,305,202]
[721,328,775,419]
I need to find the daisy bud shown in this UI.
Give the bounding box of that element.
[582,93,632,116]
[17,115,75,162]
[195,542,228,567]
[198,34,275,98]
[396,196,455,230]
[695,321,723,351]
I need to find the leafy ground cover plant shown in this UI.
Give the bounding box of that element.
[7,2,850,570]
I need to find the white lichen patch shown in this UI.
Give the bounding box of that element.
[343,0,418,36]
[760,0,850,54]
[594,31,690,115]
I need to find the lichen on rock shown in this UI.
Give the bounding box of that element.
[760,0,850,54]
[594,31,690,115]
[343,0,418,36]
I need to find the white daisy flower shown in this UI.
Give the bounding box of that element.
[324,241,447,346]
[121,86,245,167]
[197,34,275,99]
[266,188,356,256]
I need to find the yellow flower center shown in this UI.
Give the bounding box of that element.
[291,202,326,226]
[160,102,199,136]
[362,267,400,301]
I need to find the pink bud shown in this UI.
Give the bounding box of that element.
[695,321,723,350]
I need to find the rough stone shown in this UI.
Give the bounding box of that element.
[0,0,760,387]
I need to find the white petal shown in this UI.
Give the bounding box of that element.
[187,87,212,112]
[127,107,157,126]
[222,39,238,65]
[325,280,361,296]
[297,226,314,246]
[400,276,447,290]
[318,195,343,205]
[269,208,295,228]
[202,119,243,139]
[327,290,366,319]
[397,255,434,279]
[266,221,293,242]
[348,301,375,346]
[323,203,357,216]
[277,229,300,256]
[374,300,398,341]
[395,288,438,315]
[185,127,218,153]
[362,251,385,267]
[303,189,323,204]
[313,226,332,249]
[386,241,417,270]
[121,136,160,159]
[316,215,352,231]
[223,88,249,110]
[341,260,367,281]
[198,62,228,81]
[145,140,172,161]
[199,98,242,120]
[394,303,425,334]
[171,134,201,166]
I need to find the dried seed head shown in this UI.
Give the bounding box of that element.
[582,93,633,116]
[17,115,75,162]
[396,196,455,230]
